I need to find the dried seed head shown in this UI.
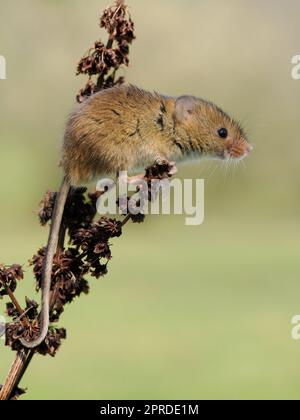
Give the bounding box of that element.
[77,0,136,102]
[0,264,24,297]
[38,191,56,226]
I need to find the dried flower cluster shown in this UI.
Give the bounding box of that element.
[117,195,146,224]
[4,157,175,360]
[0,264,24,297]
[5,191,123,356]
[5,296,67,357]
[117,160,176,222]
[38,191,56,226]
[76,0,135,103]
[145,160,177,181]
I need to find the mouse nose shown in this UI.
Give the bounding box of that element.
[245,144,253,154]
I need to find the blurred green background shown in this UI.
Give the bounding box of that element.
[0,0,300,400]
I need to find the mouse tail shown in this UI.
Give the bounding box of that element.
[19,177,70,349]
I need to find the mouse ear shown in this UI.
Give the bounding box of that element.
[174,96,197,123]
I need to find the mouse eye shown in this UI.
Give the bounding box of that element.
[218,128,228,139]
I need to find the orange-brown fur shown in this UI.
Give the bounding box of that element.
[63,85,251,185]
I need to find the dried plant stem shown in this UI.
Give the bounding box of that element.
[121,214,132,226]
[0,287,30,400]
[0,222,69,400]
[5,288,24,317]
[96,37,114,91]
[0,350,30,400]
[0,213,131,400]
[57,223,67,251]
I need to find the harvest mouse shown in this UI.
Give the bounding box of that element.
[20,84,252,348]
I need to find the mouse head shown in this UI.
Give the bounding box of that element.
[174,96,252,160]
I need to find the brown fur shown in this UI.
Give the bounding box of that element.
[63,85,251,185]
